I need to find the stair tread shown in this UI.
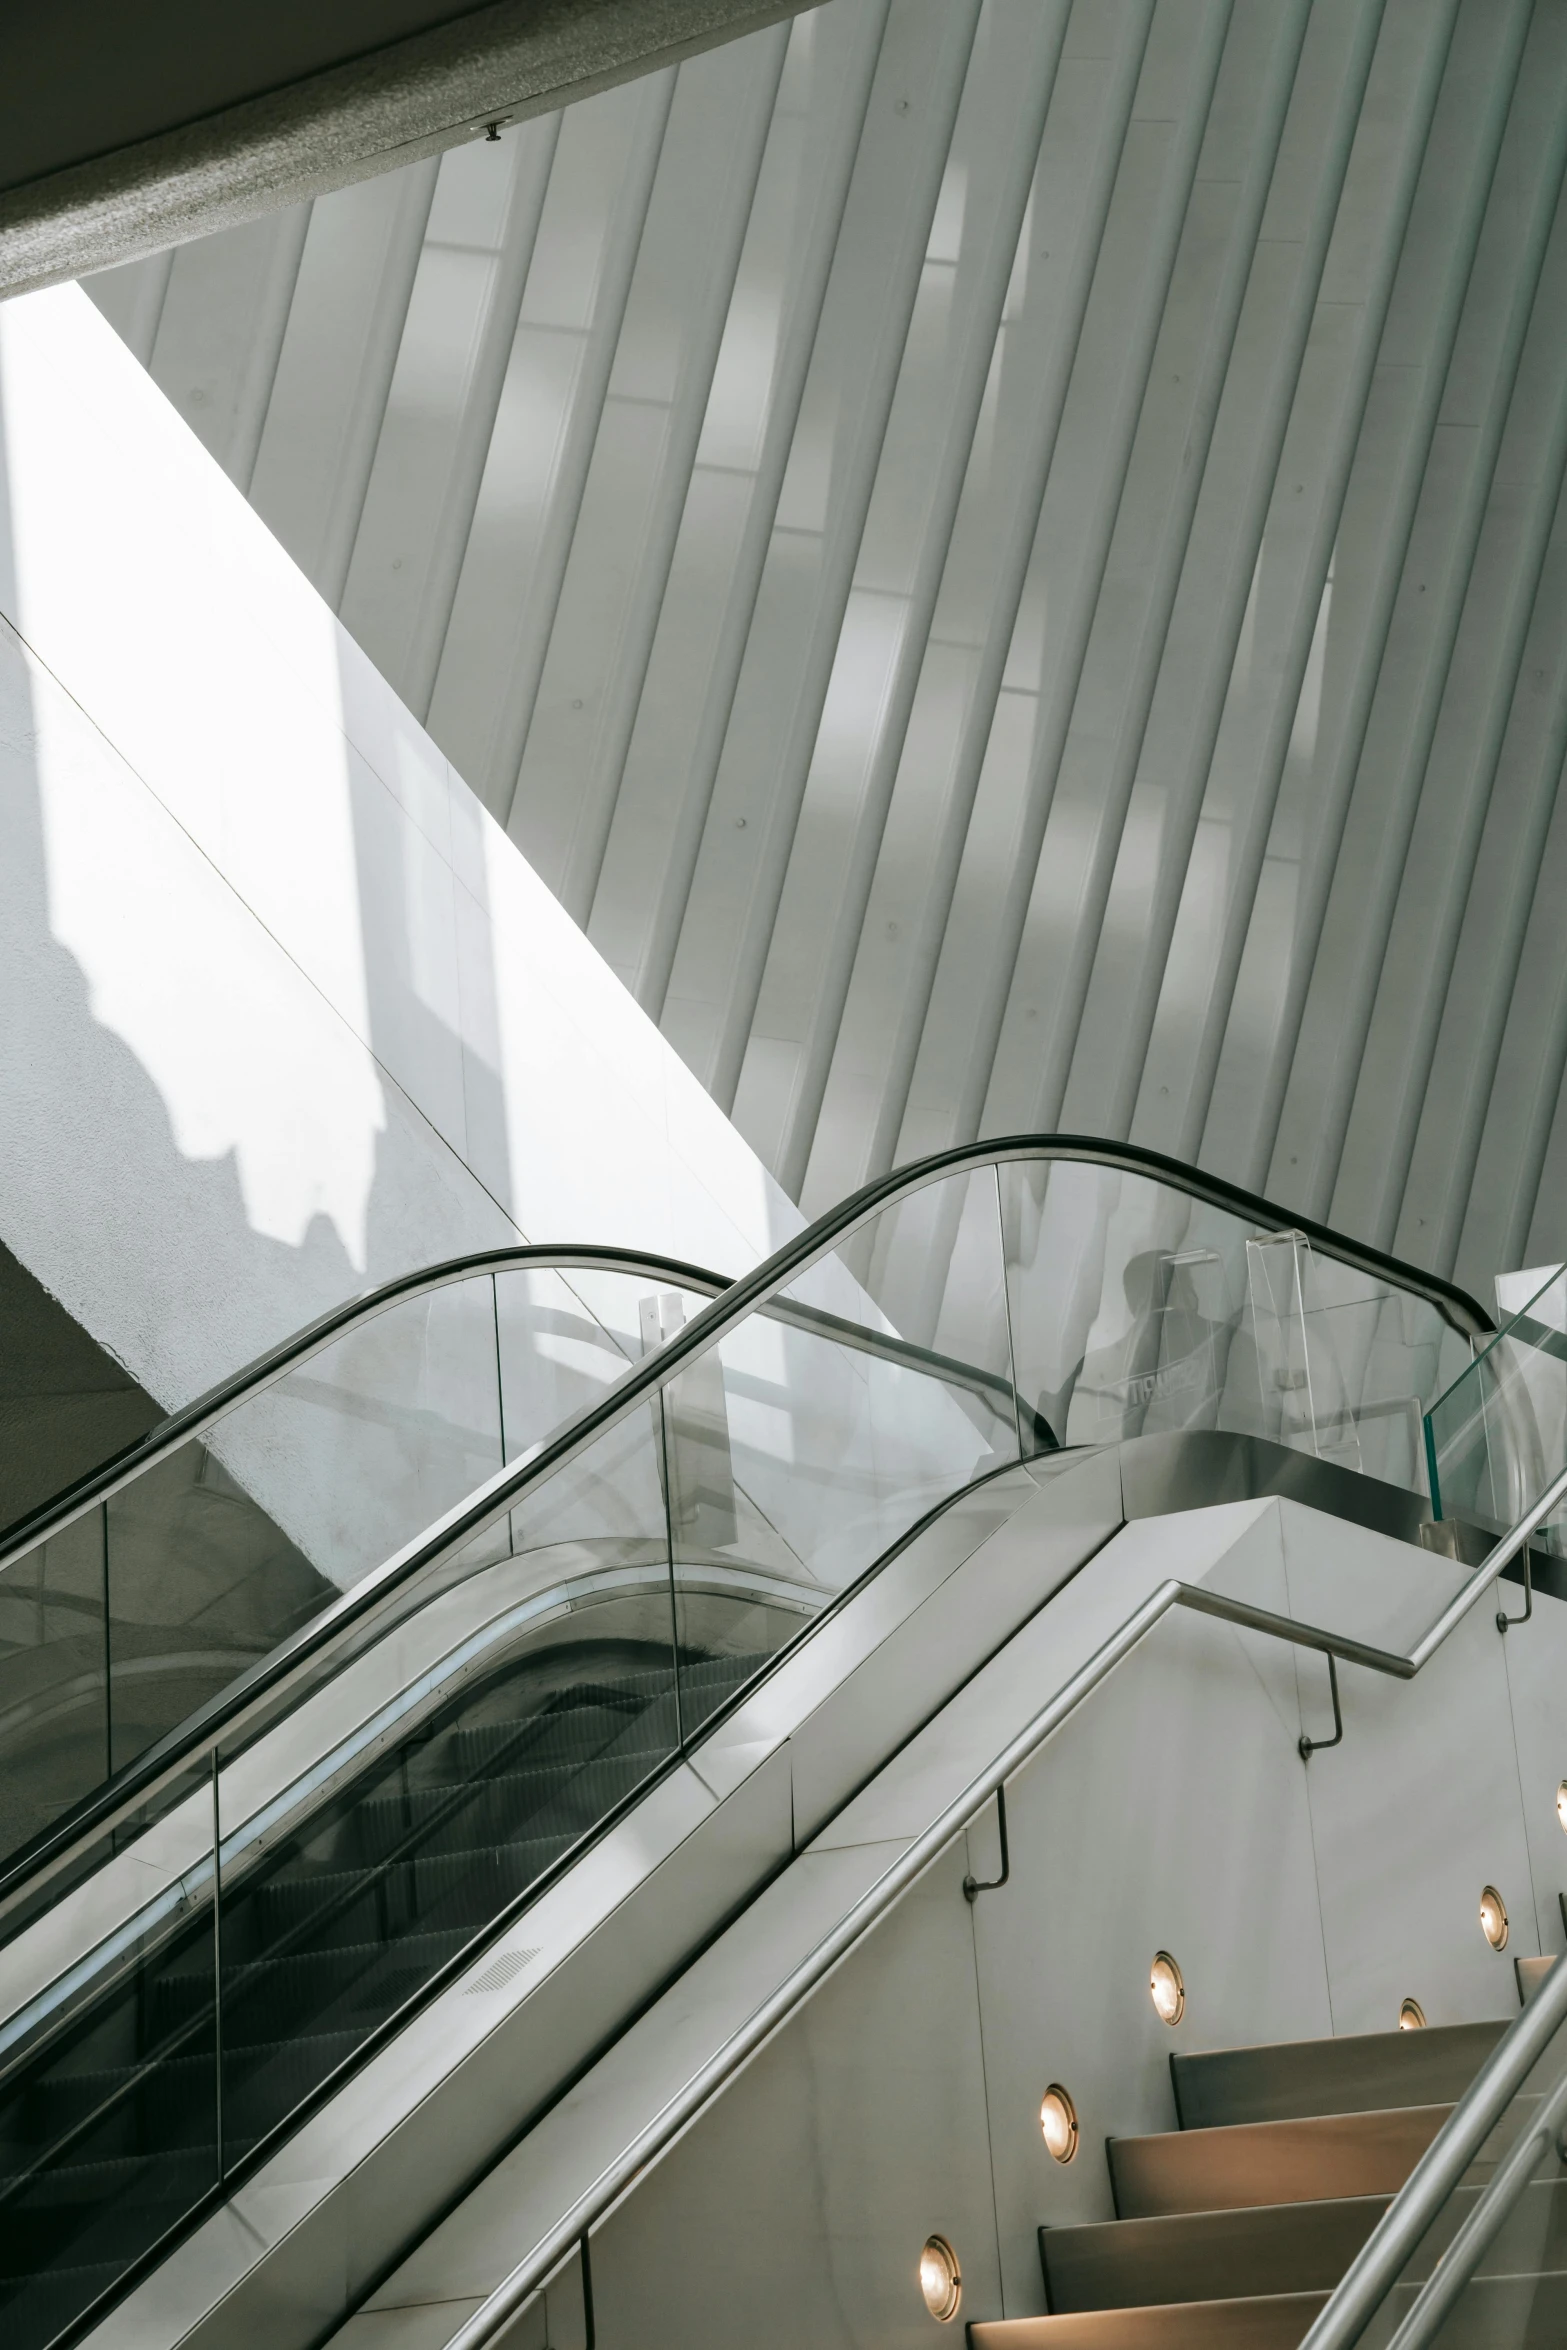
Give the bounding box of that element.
[970,2290,1328,2346]
[1170,2021,1505,2128]
[1042,2174,1567,2312]
[977,2271,1567,2348]
[1040,2193,1389,2310]
[1108,2103,1453,2218]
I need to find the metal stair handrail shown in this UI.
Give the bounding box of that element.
[436,1462,1567,2350]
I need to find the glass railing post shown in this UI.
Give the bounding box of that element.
[490,1272,507,1467]
[994,1162,1024,1463]
[212,1745,224,2187]
[99,1498,112,1786]
[1423,1409,1443,1519]
[660,1384,684,1754]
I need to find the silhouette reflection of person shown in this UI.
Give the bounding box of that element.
[1067,1248,1225,1443]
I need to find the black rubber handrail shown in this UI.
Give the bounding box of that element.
[0,1134,1488,1924]
[0,1243,731,1572]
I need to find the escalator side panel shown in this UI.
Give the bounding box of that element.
[74,1462,1116,2350]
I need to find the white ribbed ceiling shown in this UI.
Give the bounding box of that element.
[87,0,1567,1300]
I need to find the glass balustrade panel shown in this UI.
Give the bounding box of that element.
[0,1758,220,2350]
[494,1265,712,1467]
[0,1507,110,1872]
[664,1168,1019,1736]
[998,1157,1463,1492]
[0,1267,714,1873]
[1426,1266,1567,1556]
[211,1402,678,2171]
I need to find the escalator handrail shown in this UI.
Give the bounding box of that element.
[0,1243,731,1573]
[438,1454,1567,2350]
[0,1133,1490,1925]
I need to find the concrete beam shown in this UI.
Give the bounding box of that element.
[0,0,804,297]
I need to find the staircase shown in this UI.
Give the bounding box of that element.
[972,2015,1567,2347]
[0,1643,770,2350]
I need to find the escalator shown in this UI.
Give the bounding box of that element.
[0,1139,1501,2350]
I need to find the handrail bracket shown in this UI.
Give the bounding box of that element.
[1299,1652,1344,1761]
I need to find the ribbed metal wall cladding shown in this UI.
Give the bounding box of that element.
[88,0,1567,1298]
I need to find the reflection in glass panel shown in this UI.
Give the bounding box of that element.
[227,1274,505,1593]
[999,1157,1460,1493]
[213,1413,681,2172]
[495,1266,709,1468]
[0,1508,109,1868]
[104,1440,326,1778]
[668,1170,1018,1735]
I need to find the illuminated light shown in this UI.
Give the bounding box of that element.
[1556,1780,1567,1836]
[1040,2085,1079,2164]
[1399,1998,1427,2031]
[918,2236,961,2323]
[1150,1951,1185,2026]
[1480,1886,1509,1952]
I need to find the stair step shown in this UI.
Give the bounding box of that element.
[1041,2175,1567,2313]
[1170,2021,1504,2129]
[1107,2105,1451,2218]
[1040,2194,1387,2311]
[969,2291,1327,2346]
[1518,1955,1554,2005]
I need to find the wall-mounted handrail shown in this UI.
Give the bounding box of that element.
[0,1134,1491,1933]
[436,1461,1567,2350]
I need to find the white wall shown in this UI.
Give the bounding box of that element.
[0,284,800,1417]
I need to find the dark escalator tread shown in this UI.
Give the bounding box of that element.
[1,2259,147,2350]
[6,2049,219,2145]
[1170,2022,1506,2129]
[228,1825,583,1966]
[0,2146,216,2218]
[304,1747,674,1871]
[0,1646,778,2349]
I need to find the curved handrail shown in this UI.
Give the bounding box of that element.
[0,1133,1487,1925]
[0,1242,732,1573]
[437,1461,1567,2350]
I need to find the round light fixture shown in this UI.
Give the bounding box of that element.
[1150,1950,1185,2026]
[1040,2085,1079,2164]
[1556,1779,1567,1836]
[1480,1886,1509,1952]
[918,2236,961,2323]
[1398,1997,1427,2030]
